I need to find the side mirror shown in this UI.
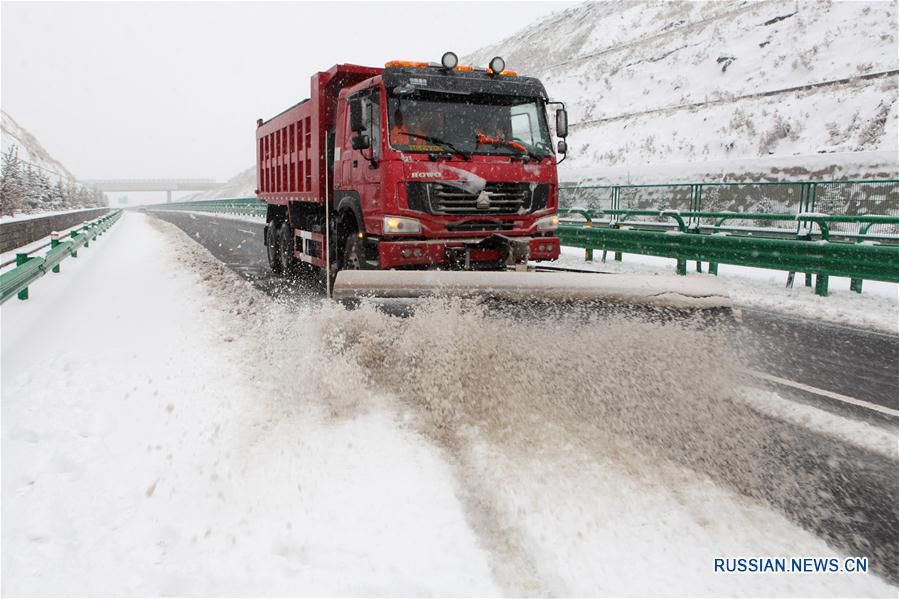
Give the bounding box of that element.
[352,134,371,151]
[557,139,568,155]
[349,98,365,132]
[555,108,568,138]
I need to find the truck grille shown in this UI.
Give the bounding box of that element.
[446,221,515,232]
[406,182,548,215]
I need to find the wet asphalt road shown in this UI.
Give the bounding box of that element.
[150,209,899,583]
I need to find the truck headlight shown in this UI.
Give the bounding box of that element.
[534,214,559,232]
[383,216,422,234]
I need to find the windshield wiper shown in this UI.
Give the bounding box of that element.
[401,132,471,160]
[476,133,543,162]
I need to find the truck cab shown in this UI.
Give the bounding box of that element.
[330,57,566,271]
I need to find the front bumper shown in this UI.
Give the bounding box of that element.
[378,235,560,269]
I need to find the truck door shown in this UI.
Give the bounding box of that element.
[352,88,382,232]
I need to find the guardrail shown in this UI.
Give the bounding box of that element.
[0,211,123,304]
[146,198,265,217]
[560,179,899,242]
[558,209,899,296]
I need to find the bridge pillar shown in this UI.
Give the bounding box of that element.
[166,190,172,203]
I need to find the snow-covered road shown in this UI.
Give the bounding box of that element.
[2,212,896,595]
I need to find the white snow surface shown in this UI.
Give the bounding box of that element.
[0,207,105,224]
[162,208,265,225]
[2,212,896,595]
[549,246,899,334]
[739,389,898,460]
[1,213,498,596]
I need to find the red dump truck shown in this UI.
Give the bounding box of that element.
[256,52,570,296]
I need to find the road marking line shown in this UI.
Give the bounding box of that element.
[237,229,257,236]
[745,369,899,418]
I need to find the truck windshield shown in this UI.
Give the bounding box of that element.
[387,91,553,158]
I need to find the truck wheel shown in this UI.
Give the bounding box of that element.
[267,222,283,273]
[278,221,297,275]
[342,234,366,270]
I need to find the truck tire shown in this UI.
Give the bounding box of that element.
[278,221,297,275]
[267,222,283,273]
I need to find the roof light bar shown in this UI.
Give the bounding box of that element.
[385,60,429,68]
[383,55,517,76]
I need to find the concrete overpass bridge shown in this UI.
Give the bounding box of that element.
[83,178,222,202]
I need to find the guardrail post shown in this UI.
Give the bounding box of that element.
[709,262,718,275]
[696,261,703,273]
[69,231,79,256]
[50,233,61,273]
[614,251,622,262]
[585,220,593,262]
[815,273,829,296]
[15,254,29,300]
[804,273,812,287]
[676,258,687,275]
[786,272,795,288]
[850,278,863,293]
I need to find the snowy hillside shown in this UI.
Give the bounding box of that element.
[1,110,75,184]
[466,0,899,183]
[1,111,107,217]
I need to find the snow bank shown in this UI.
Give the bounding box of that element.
[0,207,106,224]
[739,389,898,460]
[1,213,498,596]
[550,246,899,334]
[148,208,265,225]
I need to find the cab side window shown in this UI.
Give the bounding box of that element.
[362,91,381,161]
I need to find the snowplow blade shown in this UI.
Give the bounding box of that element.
[332,270,731,312]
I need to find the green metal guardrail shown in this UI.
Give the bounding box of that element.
[560,179,899,241]
[0,210,123,304]
[558,209,899,296]
[558,179,899,296]
[148,197,266,217]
